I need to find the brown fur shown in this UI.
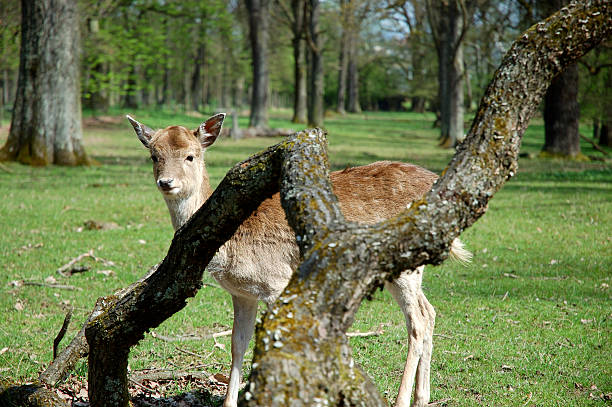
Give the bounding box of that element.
[128,114,468,407]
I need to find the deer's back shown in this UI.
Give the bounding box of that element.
[210,161,438,302]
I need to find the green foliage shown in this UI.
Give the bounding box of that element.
[0,110,610,405]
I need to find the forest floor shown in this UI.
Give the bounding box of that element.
[0,109,611,406]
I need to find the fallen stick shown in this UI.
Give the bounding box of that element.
[129,377,158,393]
[57,249,115,276]
[580,133,609,156]
[40,264,161,385]
[130,370,211,384]
[22,281,82,291]
[346,324,385,338]
[53,307,73,360]
[0,162,13,173]
[39,298,107,385]
[175,347,209,359]
[427,398,452,406]
[150,329,232,342]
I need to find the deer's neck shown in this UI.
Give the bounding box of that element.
[165,172,212,231]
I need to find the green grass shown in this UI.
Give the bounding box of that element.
[0,109,610,406]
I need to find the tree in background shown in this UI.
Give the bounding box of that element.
[537,0,581,158]
[0,2,20,125]
[600,67,612,147]
[276,0,308,123]
[578,41,612,148]
[306,0,324,126]
[385,0,436,113]
[246,0,271,128]
[426,0,467,148]
[336,0,349,114]
[0,0,89,166]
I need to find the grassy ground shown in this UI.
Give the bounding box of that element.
[0,109,610,406]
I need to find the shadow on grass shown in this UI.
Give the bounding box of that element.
[132,389,224,407]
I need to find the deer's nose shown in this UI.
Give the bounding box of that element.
[157,178,174,190]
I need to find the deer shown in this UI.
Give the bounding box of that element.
[127,113,471,407]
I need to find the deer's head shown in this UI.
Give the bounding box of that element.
[127,113,225,201]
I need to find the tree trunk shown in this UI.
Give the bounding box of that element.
[0,380,68,407]
[124,65,139,109]
[307,0,324,127]
[346,29,361,113]
[245,3,611,404]
[542,63,580,157]
[0,0,88,166]
[598,59,611,147]
[191,43,204,112]
[538,0,580,158]
[234,76,245,108]
[411,97,425,113]
[73,4,612,407]
[291,0,308,123]
[336,0,348,114]
[246,0,270,128]
[435,0,464,148]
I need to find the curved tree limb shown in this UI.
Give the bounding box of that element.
[82,2,610,406]
[84,130,324,407]
[246,2,612,405]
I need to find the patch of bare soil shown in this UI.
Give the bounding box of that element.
[83,115,124,129]
[53,370,227,407]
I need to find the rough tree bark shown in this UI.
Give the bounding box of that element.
[336,0,349,114]
[0,0,89,166]
[346,32,361,114]
[543,63,581,156]
[306,0,324,127]
[600,66,612,146]
[245,2,611,405]
[291,0,308,123]
[540,0,582,157]
[27,2,611,406]
[426,0,466,148]
[246,0,271,128]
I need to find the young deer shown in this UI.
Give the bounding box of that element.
[128,113,471,407]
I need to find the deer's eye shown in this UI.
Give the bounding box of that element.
[186,155,194,162]
[151,155,158,163]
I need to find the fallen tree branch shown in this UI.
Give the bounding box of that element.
[57,249,115,276]
[0,380,68,407]
[39,263,161,385]
[427,397,452,406]
[229,127,295,139]
[0,162,12,173]
[22,281,82,291]
[130,370,211,384]
[580,133,609,156]
[39,298,107,385]
[346,325,385,338]
[53,307,73,360]
[150,329,232,342]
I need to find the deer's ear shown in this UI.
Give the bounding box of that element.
[196,113,226,149]
[127,115,155,148]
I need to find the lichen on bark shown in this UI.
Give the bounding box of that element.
[46,2,612,406]
[246,2,611,406]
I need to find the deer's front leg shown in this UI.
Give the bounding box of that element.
[224,295,258,407]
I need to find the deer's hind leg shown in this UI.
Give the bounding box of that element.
[385,266,434,407]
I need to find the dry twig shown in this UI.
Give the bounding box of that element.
[580,133,609,156]
[130,370,210,384]
[57,249,114,276]
[150,329,232,342]
[22,281,81,291]
[346,325,385,338]
[427,398,452,406]
[53,307,73,360]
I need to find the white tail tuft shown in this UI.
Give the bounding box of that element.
[449,238,472,265]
